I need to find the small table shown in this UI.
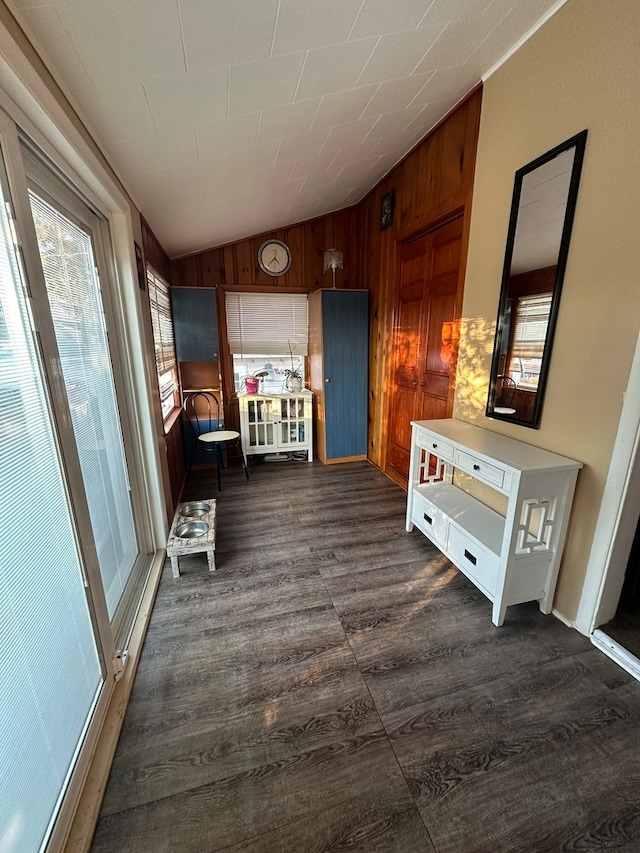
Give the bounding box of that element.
[166,499,217,578]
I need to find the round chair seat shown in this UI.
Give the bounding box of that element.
[199,429,241,444]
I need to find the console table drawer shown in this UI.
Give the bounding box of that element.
[447,525,499,597]
[412,491,447,547]
[418,431,454,461]
[454,449,504,489]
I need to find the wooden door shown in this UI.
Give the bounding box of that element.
[387,216,463,483]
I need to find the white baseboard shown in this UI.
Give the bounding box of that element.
[591,628,640,681]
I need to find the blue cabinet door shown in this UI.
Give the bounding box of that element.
[171,287,218,362]
[322,290,368,459]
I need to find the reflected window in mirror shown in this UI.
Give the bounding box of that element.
[487,130,588,428]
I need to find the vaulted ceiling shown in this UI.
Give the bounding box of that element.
[7,0,565,257]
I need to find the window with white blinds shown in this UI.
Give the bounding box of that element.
[225,292,308,356]
[508,292,552,388]
[147,266,178,419]
[0,153,103,853]
[28,189,138,619]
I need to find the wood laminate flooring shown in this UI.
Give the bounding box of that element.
[91,459,640,853]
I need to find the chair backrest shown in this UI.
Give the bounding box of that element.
[496,375,516,406]
[183,391,221,438]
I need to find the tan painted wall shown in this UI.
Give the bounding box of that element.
[454,0,640,621]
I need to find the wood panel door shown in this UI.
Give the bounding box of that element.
[387,216,463,483]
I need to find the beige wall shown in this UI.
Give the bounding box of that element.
[454,0,640,622]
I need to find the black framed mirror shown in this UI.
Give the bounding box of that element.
[486,129,587,428]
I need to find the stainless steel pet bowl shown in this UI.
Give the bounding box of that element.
[179,501,212,518]
[174,520,210,539]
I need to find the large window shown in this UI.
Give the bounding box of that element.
[28,186,139,621]
[147,266,178,419]
[225,292,308,393]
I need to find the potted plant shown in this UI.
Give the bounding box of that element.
[284,339,304,392]
[284,367,303,392]
[243,370,268,394]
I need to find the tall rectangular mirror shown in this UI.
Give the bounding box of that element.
[486,130,588,428]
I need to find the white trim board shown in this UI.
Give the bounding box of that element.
[591,629,640,682]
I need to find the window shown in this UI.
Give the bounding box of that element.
[1,143,103,853]
[28,187,139,620]
[225,292,308,393]
[508,292,552,389]
[147,266,178,419]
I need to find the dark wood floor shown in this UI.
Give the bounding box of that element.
[91,458,640,853]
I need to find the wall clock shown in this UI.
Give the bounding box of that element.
[258,239,291,276]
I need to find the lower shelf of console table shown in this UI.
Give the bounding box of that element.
[406,419,582,626]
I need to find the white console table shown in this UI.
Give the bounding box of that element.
[406,419,582,626]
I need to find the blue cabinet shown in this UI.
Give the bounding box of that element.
[171,287,220,398]
[171,287,218,362]
[308,289,368,463]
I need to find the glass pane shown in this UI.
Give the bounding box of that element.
[0,158,102,852]
[29,190,138,619]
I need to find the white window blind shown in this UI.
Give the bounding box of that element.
[0,157,102,853]
[510,293,552,360]
[147,266,178,418]
[29,189,138,620]
[147,266,177,375]
[225,292,308,356]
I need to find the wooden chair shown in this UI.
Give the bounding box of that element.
[495,375,517,412]
[183,391,248,491]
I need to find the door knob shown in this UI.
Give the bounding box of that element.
[324,378,331,383]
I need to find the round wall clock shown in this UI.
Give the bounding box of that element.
[258,239,291,276]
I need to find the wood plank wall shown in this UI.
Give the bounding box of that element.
[358,87,482,471]
[167,86,482,476]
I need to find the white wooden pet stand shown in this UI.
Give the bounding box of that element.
[166,499,217,578]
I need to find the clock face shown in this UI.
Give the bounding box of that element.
[258,239,291,276]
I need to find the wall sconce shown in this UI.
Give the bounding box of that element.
[323,248,343,288]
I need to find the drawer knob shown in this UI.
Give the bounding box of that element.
[464,548,477,566]
[473,463,480,471]
[432,443,438,449]
[424,513,432,525]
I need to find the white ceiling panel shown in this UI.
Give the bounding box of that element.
[350,0,436,40]
[4,0,567,256]
[321,117,379,155]
[56,0,185,86]
[290,151,342,180]
[226,141,280,174]
[229,52,305,117]
[75,84,157,146]
[180,0,279,72]
[276,129,331,166]
[415,12,506,72]
[368,105,426,138]
[294,39,378,102]
[110,129,198,177]
[194,113,259,158]
[356,26,446,86]
[257,98,322,143]
[272,0,361,55]
[144,68,229,132]
[361,74,434,116]
[311,86,378,130]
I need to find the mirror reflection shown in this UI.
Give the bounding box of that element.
[487,130,587,428]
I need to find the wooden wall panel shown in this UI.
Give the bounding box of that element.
[359,86,482,473]
[165,414,185,508]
